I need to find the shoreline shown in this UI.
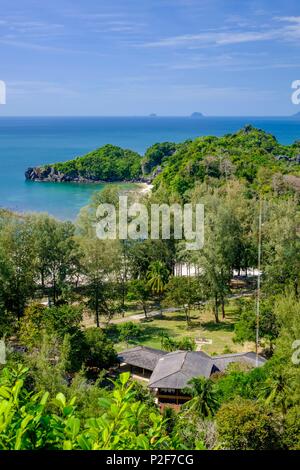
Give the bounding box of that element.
[1,181,154,222]
[136,182,154,195]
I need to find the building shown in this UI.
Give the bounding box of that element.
[118,347,266,407]
[118,346,167,380]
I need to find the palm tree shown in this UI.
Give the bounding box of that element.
[182,376,219,418]
[147,261,169,314]
[147,261,169,293]
[160,333,177,352]
[258,373,291,415]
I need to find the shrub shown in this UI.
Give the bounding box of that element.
[216,398,283,450]
[0,367,177,450]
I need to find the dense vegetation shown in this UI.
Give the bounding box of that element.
[2,126,300,449]
[34,126,300,188]
[152,126,300,195]
[48,144,142,181]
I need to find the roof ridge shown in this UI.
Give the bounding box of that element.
[149,370,187,388]
[149,352,186,385]
[214,352,257,359]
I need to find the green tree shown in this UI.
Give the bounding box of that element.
[182,377,219,418]
[147,261,169,314]
[164,276,201,328]
[213,364,267,403]
[160,333,177,352]
[142,142,177,175]
[30,214,80,305]
[81,238,120,327]
[128,279,151,319]
[0,368,178,450]
[216,398,282,450]
[19,303,83,349]
[0,219,37,320]
[160,333,196,352]
[259,372,293,415]
[118,322,143,347]
[83,327,117,373]
[234,298,279,354]
[147,261,169,294]
[263,199,300,297]
[282,406,300,450]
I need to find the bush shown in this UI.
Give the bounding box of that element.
[216,398,283,450]
[19,303,83,349]
[0,366,177,450]
[118,322,143,346]
[83,327,117,372]
[282,406,300,450]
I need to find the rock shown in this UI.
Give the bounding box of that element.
[275,155,290,161]
[294,154,300,164]
[190,112,204,118]
[274,154,300,164]
[24,165,148,184]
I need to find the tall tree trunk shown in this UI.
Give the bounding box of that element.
[121,277,125,310]
[95,284,100,328]
[159,293,163,317]
[214,294,219,323]
[221,298,226,319]
[53,273,57,305]
[185,307,190,328]
[41,269,45,291]
[142,303,148,319]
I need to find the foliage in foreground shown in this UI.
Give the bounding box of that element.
[0,367,179,450]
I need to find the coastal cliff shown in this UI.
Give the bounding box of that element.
[25,165,154,184]
[25,144,145,183]
[25,142,168,184]
[25,166,89,183]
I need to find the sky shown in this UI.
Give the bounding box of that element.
[0,0,300,116]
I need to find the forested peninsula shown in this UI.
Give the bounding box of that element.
[25,127,300,193]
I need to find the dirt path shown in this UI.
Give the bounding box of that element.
[99,290,253,326]
[111,307,183,325]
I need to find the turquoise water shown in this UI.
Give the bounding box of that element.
[0,116,299,220]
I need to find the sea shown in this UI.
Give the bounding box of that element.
[0,116,299,220]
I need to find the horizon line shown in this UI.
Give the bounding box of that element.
[0,114,299,118]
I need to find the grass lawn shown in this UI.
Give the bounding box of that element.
[113,300,256,355]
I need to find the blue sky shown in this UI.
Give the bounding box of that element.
[0,0,300,115]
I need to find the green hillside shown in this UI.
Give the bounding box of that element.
[49,144,142,181]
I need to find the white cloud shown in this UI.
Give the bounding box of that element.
[140,30,280,48]
[0,17,64,38]
[275,16,300,24]
[140,15,300,49]
[8,80,79,97]
[0,38,105,56]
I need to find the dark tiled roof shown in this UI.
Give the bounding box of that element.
[119,346,266,390]
[149,351,214,389]
[118,346,167,371]
[213,352,266,371]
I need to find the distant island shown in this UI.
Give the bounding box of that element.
[293,111,300,118]
[149,113,157,117]
[190,112,204,118]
